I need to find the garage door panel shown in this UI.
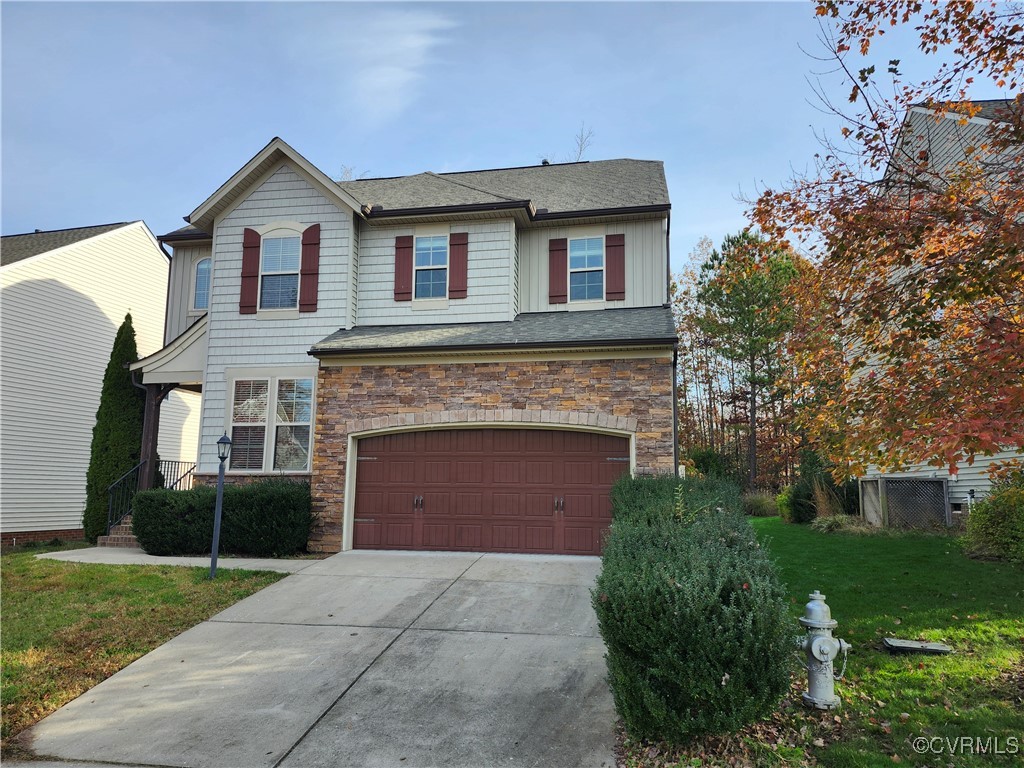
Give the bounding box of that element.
[493,461,520,484]
[454,492,483,516]
[353,428,630,555]
[525,493,556,517]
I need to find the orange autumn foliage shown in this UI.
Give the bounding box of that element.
[751,0,1023,476]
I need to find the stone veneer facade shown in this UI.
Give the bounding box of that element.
[308,355,674,552]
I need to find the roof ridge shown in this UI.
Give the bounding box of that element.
[2,221,131,239]
[423,172,525,203]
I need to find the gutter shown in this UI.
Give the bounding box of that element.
[309,336,678,359]
[359,201,671,222]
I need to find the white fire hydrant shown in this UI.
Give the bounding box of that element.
[799,590,851,710]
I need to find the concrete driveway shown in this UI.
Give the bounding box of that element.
[23,551,616,768]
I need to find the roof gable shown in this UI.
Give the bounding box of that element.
[187,137,364,235]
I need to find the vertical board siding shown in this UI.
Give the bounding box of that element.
[518,219,668,313]
[198,163,351,473]
[356,219,515,325]
[0,224,198,533]
[165,243,212,343]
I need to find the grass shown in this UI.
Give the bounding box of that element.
[753,517,1024,767]
[0,544,286,757]
[617,517,1023,767]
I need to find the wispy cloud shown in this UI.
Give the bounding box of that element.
[311,9,457,126]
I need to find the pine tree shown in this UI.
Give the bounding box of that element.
[82,313,146,541]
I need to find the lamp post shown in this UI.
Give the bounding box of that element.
[210,432,231,579]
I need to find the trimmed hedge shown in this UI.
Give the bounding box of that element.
[596,476,790,742]
[132,479,313,557]
[966,472,1024,563]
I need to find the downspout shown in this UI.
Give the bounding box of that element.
[672,347,680,478]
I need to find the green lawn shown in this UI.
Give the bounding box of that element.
[753,517,1024,767]
[0,546,285,756]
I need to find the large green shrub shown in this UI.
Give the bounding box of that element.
[966,473,1024,563]
[776,486,795,522]
[594,509,792,742]
[132,479,313,557]
[610,474,743,525]
[82,314,145,542]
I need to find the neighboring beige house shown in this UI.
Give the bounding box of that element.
[862,99,1023,519]
[1,222,200,544]
[134,137,677,555]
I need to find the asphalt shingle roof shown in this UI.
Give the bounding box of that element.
[311,306,676,356]
[1,223,131,267]
[338,159,669,215]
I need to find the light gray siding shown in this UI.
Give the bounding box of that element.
[165,243,212,343]
[518,219,668,313]
[197,163,352,473]
[0,223,198,534]
[868,448,1023,505]
[356,219,515,325]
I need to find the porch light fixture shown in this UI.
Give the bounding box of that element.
[210,432,232,579]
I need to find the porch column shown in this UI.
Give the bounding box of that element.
[139,383,175,491]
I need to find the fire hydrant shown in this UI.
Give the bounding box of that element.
[799,590,851,710]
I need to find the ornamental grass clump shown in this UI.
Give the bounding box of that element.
[594,506,792,743]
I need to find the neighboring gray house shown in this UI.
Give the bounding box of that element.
[133,138,677,555]
[1,222,199,544]
[862,99,1023,520]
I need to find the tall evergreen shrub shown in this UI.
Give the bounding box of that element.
[82,314,145,541]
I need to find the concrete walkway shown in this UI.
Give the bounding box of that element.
[20,550,616,768]
[37,546,316,573]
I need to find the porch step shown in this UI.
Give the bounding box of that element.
[99,516,139,548]
[97,534,140,548]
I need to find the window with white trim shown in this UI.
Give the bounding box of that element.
[193,258,211,311]
[568,237,604,301]
[414,235,448,299]
[230,377,313,471]
[260,234,301,309]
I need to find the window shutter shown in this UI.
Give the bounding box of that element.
[605,233,625,301]
[299,224,321,312]
[240,228,260,314]
[449,232,468,299]
[548,238,567,304]
[394,235,413,301]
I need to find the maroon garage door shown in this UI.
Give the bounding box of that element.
[353,429,630,555]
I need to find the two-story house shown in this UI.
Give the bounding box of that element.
[133,138,677,554]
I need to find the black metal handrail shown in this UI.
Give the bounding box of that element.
[106,459,197,535]
[107,460,145,535]
[160,460,196,491]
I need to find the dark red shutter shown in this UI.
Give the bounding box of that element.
[299,224,321,312]
[548,238,567,304]
[394,235,413,301]
[449,232,468,299]
[240,228,260,314]
[605,233,625,301]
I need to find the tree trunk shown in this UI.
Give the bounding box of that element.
[748,353,757,490]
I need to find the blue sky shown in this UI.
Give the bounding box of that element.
[1,1,1010,270]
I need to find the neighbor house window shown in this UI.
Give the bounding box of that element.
[414,235,448,299]
[193,258,211,310]
[568,237,604,301]
[230,376,313,471]
[260,235,301,309]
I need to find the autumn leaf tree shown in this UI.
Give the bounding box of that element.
[751,0,1024,477]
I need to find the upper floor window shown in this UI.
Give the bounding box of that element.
[260,235,301,309]
[193,258,211,311]
[569,237,604,301]
[414,235,448,299]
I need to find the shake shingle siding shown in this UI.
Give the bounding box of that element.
[198,163,351,473]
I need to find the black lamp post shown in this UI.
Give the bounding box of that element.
[210,432,231,579]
